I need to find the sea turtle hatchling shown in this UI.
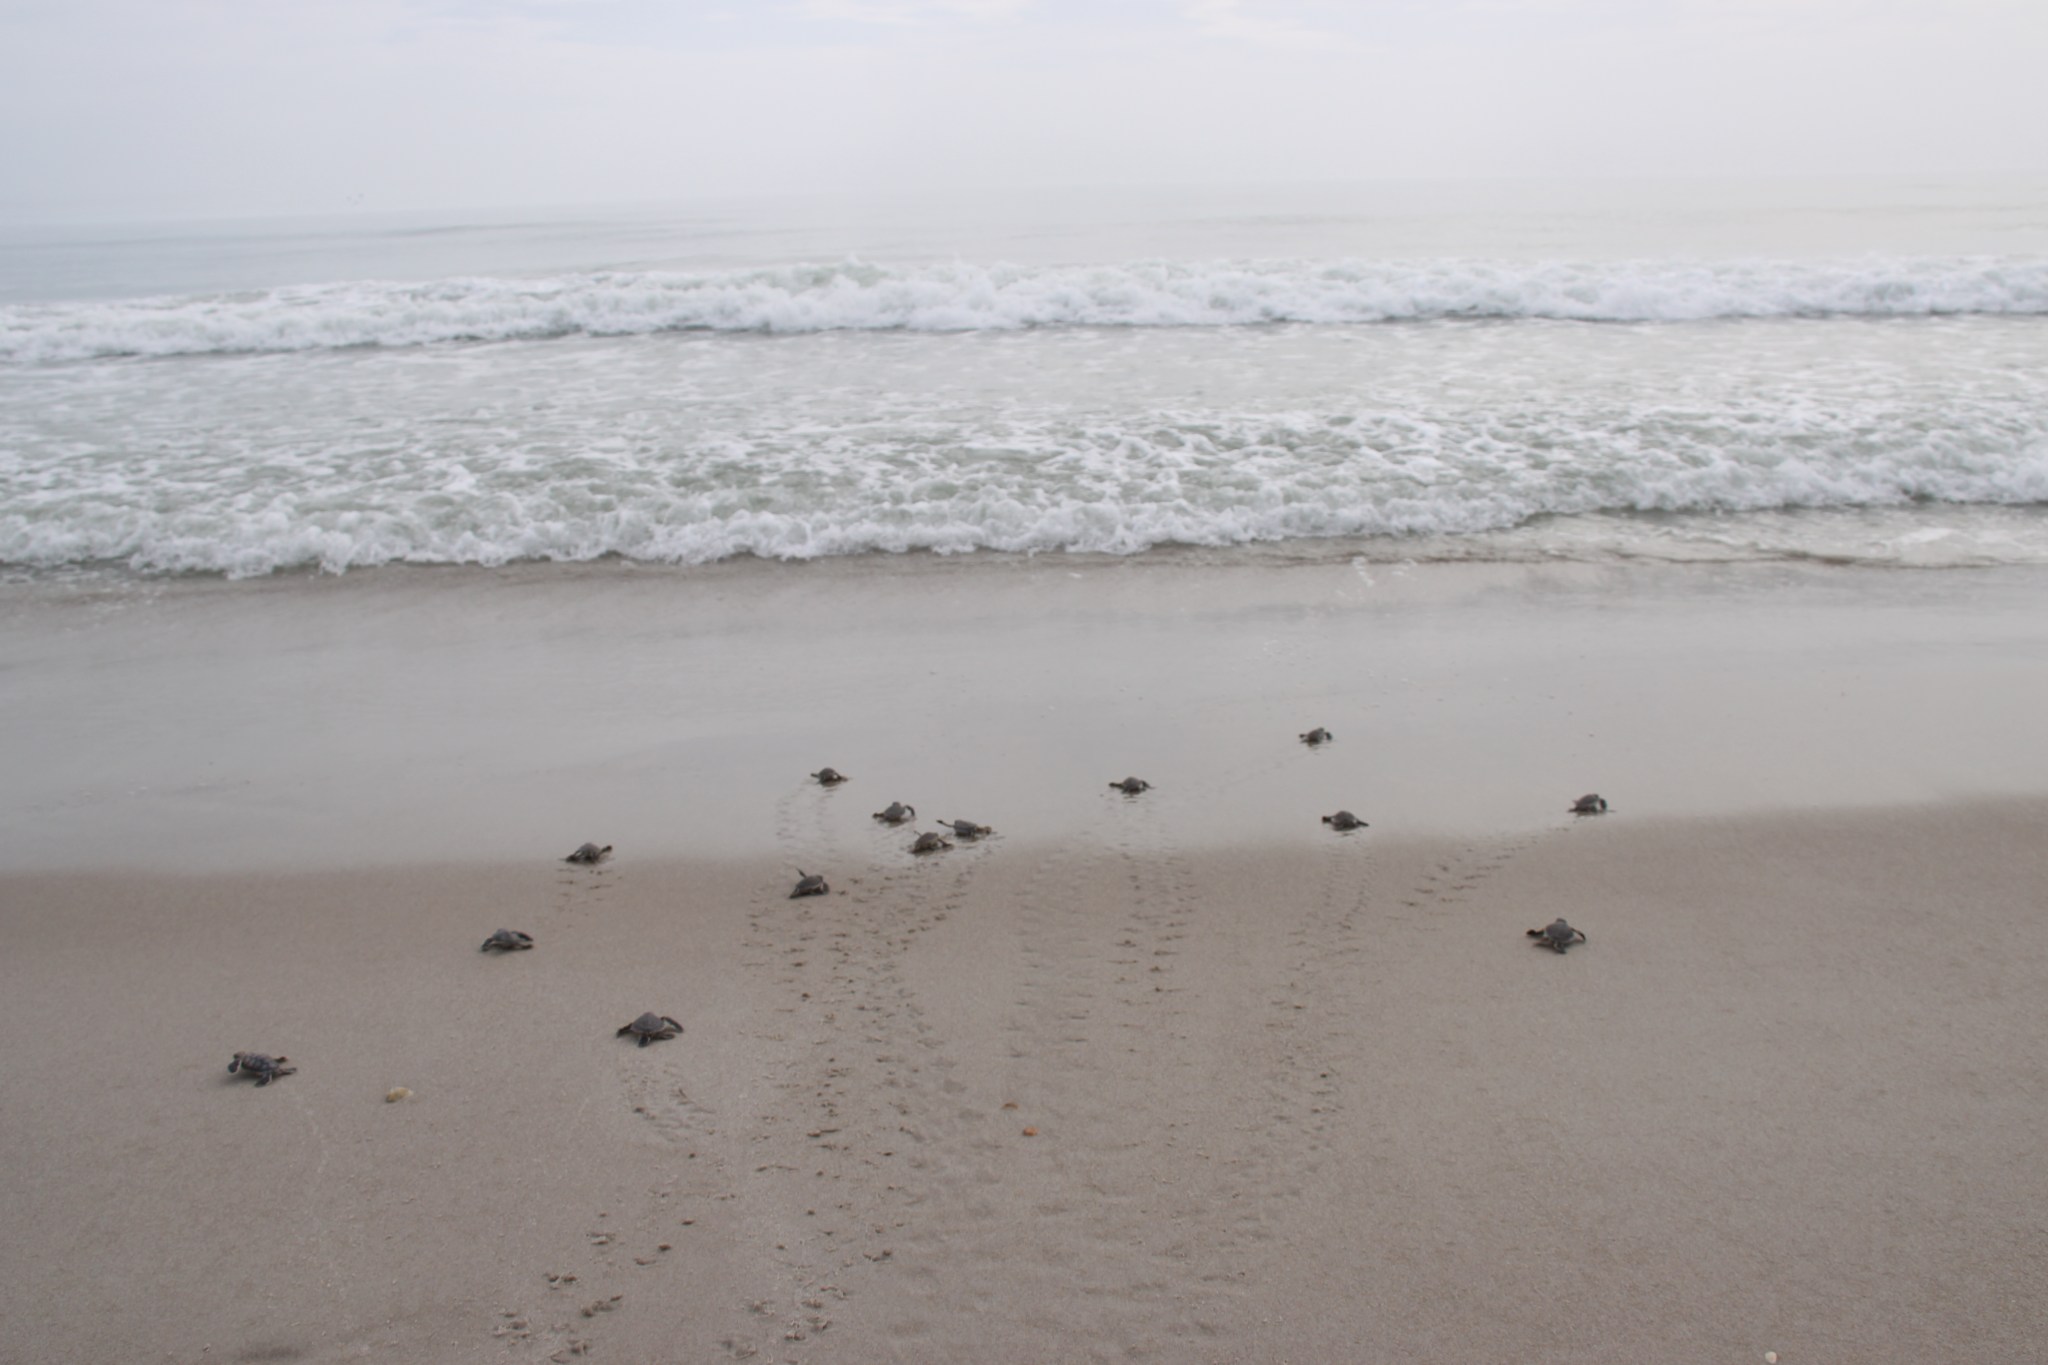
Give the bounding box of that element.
[938,818,993,839]
[1569,794,1609,816]
[873,801,916,824]
[1109,777,1151,795]
[1299,727,1333,747]
[479,929,535,952]
[812,767,850,786]
[1526,919,1589,953]
[910,830,953,855]
[1321,810,1368,831]
[790,870,829,898]
[564,842,613,865]
[228,1052,296,1086]
[615,1012,684,1047]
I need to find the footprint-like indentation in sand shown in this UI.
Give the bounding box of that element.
[1244,826,1550,1194]
[715,795,1007,1348]
[624,1074,723,1153]
[855,786,1288,1358]
[549,849,621,936]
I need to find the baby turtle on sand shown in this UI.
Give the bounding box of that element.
[1109,777,1152,795]
[564,842,613,865]
[1569,794,1609,816]
[1527,919,1589,953]
[873,801,916,824]
[479,929,535,952]
[790,870,829,898]
[1321,810,1368,831]
[938,818,993,838]
[1299,727,1333,747]
[910,830,953,855]
[812,767,850,786]
[616,1012,683,1047]
[228,1052,296,1086]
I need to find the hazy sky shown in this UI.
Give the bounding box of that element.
[3,0,2043,221]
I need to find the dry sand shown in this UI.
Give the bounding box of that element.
[3,555,2047,1363]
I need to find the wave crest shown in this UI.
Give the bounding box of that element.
[7,255,2047,362]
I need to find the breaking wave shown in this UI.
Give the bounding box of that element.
[6,254,2048,362]
[6,401,2046,577]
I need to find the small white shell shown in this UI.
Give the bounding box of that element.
[1764,1353,1778,1363]
[385,1087,413,1103]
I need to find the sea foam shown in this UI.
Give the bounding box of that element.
[5,255,2047,362]
[5,399,2046,576]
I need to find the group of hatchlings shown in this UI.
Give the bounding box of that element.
[227,731,1605,1085]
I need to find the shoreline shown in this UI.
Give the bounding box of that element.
[5,554,2048,873]
[9,494,2048,593]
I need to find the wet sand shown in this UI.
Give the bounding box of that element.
[6,553,2048,870]
[3,555,2047,1363]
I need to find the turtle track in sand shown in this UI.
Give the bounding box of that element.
[864,752,1339,1361]
[864,750,1570,1361]
[683,781,998,1358]
[551,848,618,922]
[508,759,1581,1361]
[1246,829,1546,1182]
[877,832,1227,1360]
[504,843,771,1365]
[1180,819,1573,1338]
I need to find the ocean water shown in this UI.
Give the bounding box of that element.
[3,177,2046,578]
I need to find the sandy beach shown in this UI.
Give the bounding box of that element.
[4,553,2047,1364]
